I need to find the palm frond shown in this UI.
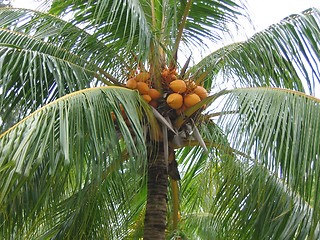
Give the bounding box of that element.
[0,8,129,131]
[49,0,152,61]
[214,87,320,235]
[0,86,158,239]
[175,145,225,239]
[165,0,245,63]
[0,8,124,71]
[166,120,231,236]
[173,88,320,238]
[190,8,320,95]
[182,155,319,239]
[183,0,243,46]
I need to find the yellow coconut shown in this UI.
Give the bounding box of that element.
[148,88,162,100]
[169,80,187,93]
[167,93,183,110]
[142,94,152,103]
[171,74,177,80]
[194,86,208,99]
[126,78,137,89]
[136,82,150,95]
[163,73,176,84]
[149,100,158,108]
[184,93,201,108]
[135,72,150,82]
[161,68,170,78]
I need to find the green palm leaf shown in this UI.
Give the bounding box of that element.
[209,87,320,238]
[0,8,124,69]
[167,88,320,239]
[49,0,152,60]
[190,8,320,94]
[0,86,158,239]
[183,0,242,45]
[0,8,128,131]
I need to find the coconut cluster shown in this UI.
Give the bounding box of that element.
[126,72,162,109]
[125,68,208,115]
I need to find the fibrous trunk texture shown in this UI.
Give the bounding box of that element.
[143,146,168,240]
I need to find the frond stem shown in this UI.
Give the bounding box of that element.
[97,68,122,86]
[205,110,239,118]
[150,0,156,29]
[247,87,320,103]
[171,140,252,160]
[170,0,193,68]
[171,179,179,230]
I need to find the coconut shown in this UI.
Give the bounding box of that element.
[184,93,201,108]
[169,80,187,93]
[194,86,208,99]
[148,88,162,100]
[163,76,171,84]
[162,68,178,84]
[136,82,150,95]
[135,72,150,82]
[126,78,137,89]
[142,94,152,103]
[167,93,183,110]
[171,74,177,80]
[161,68,170,78]
[149,100,158,108]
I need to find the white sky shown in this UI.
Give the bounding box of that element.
[12,0,41,9]
[247,0,320,31]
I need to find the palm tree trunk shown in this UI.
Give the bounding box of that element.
[143,145,168,239]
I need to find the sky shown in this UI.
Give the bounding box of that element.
[247,0,320,31]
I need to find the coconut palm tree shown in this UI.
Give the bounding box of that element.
[0,0,320,239]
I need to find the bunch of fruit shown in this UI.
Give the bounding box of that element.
[126,71,162,108]
[125,68,208,115]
